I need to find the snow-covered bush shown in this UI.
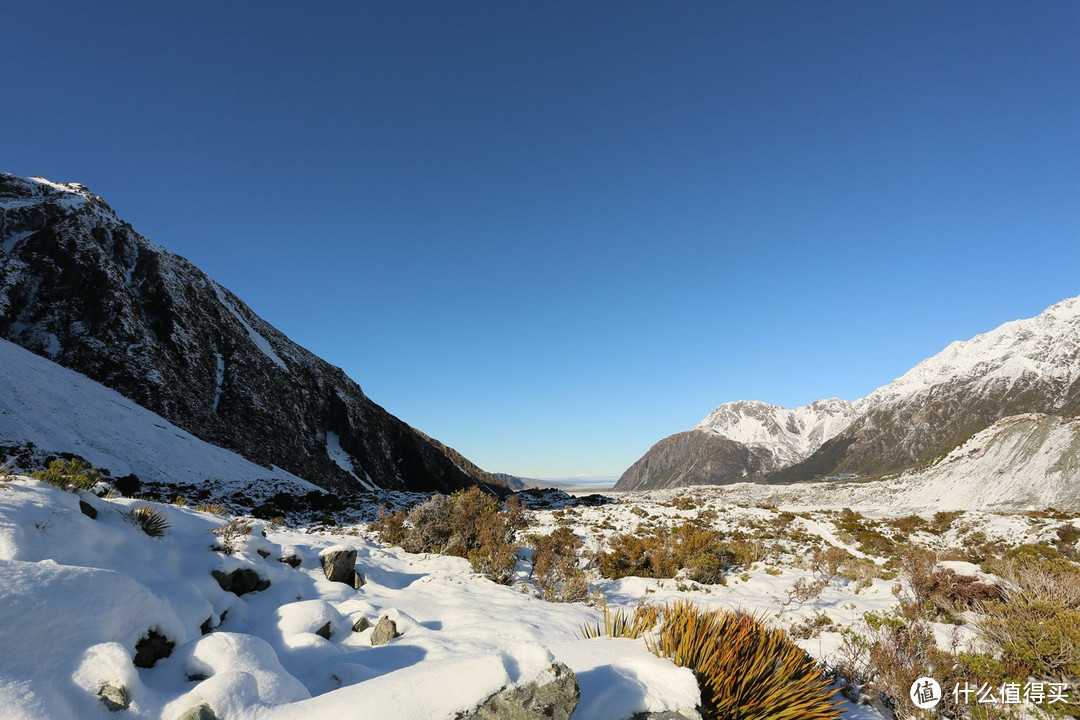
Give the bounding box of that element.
[210,517,254,554]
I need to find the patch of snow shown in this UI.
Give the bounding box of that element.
[0,481,730,719]
[211,282,289,372]
[0,337,319,493]
[1,229,35,254]
[326,432,375,490]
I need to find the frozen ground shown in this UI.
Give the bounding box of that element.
[4,474,1074,719]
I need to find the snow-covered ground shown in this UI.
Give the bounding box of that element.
[0,337,318,496]
[0,479,702,720]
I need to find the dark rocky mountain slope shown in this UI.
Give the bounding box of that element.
[0,173,498,495]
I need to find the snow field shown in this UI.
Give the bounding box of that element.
[0,479,700,720]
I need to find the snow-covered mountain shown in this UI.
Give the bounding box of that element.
[774,295,1080,483]
[618,294,1080,493]
[614,398,858,491]
[893,413,1080,511]
[0,173,499,495]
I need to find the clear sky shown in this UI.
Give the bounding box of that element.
[2,2,1078,478]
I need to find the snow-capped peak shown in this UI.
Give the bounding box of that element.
[693,397,858,466]
[863,294,1080,408]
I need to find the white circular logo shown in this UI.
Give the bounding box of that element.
[910,677,942,709]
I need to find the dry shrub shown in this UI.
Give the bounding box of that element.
[210,517,254,554]
[369,507,407,546]
[985,556,1080,611]
[597,520,733,584]
[370,488,525,585]
[651,600,840,720]
[978,556,1080,686]
[194,502,226,515]
[533,527,589,603]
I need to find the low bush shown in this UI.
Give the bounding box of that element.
[597,520,734,584]
[32,458,100,492]
[367,488,526,585]
[210,517,254,554]
[532,527,589,602]
[369,507,407,546]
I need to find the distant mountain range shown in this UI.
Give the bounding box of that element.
[616,295,1080,501]
[0,173,503,496]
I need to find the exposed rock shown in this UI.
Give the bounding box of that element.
[320,547,364,588]
[351,616,370,632]
[199,617,214,635]
[256,548,271,558]
[278,554,302,568]
[97,683,129,711]
[134,629,174,668]
[370,616,398,646]
[212,568,269,596]
[512,487,616,509]
[78,500,98,518]
[174,703,217,720]
[315,621,332,640]
[459,662,579,720]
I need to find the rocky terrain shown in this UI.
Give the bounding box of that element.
[0,174,498,496]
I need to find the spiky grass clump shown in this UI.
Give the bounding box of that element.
[649,600,840,720]
[580,603,659,639]
[127,505,171,537]
[194,502,227,515]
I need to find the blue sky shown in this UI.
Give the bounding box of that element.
[2,2,1078,478]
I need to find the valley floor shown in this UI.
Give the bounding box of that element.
[2,477,1077,719]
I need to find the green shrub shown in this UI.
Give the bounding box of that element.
[651,600,840,720]
[32,458,101,492]
[127,505,170,537]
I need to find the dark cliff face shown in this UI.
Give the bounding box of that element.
[614,430,774,491]
[0,173,490,494]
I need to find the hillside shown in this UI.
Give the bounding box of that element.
[0,173,497,494]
